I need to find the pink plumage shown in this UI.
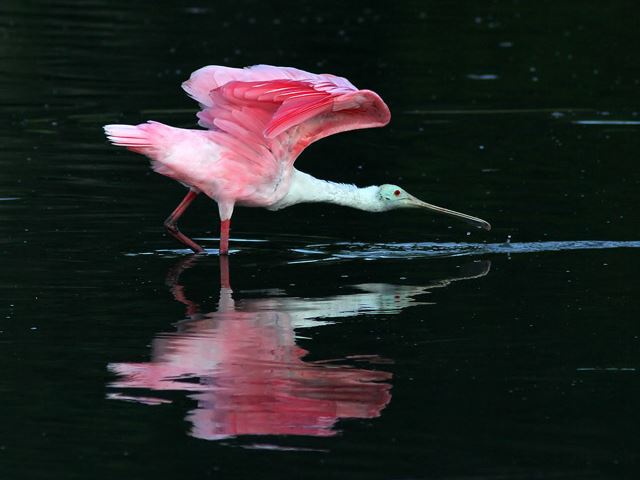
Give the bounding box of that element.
[104,64,391,254]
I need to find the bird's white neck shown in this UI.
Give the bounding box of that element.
[268,169,383,212]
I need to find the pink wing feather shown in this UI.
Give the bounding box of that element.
[182,64,357,106]
[182,65,391,161]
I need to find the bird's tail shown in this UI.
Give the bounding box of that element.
[103,121,170,156]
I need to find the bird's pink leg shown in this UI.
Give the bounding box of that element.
[219,219,230,255]
[164,190,204,253]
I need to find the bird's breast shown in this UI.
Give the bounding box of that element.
[233,167,294,210]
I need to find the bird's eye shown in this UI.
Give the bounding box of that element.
[394,190,401,196]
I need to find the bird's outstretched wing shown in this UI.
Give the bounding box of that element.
[182,65,390,161]
[182,64,357,108]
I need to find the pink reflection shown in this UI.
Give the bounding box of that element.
[109,258,490,440]
[108,257,393,439]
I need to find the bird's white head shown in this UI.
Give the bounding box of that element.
[376,184,491,230]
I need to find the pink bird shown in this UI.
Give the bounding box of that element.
[104,64,490,254]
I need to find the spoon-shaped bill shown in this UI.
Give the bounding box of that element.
[409,195,491,231]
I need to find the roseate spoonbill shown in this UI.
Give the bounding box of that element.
[104,64,490,254]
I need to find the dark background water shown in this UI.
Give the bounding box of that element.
[1,1,639,479]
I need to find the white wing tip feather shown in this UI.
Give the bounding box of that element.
[103,123,153,147]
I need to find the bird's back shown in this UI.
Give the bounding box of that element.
[104,121,284,204]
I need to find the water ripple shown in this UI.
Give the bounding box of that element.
[573,120,640,125]
[129,240,640,260]
[313,240,640,260]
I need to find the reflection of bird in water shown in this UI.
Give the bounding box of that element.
[104,64,490,254]
[107,257,490,440]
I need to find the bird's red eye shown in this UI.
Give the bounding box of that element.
[394,190,401,196]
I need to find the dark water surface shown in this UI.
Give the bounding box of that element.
[2,1,640,478]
